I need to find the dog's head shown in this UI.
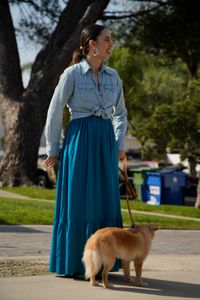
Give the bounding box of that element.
[128,223,158,236]
[146,224,158,238]
[148,224,158,232]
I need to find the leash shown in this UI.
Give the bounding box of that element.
[119,154,137,225]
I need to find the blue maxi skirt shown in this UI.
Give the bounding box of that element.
[49,116,123,275]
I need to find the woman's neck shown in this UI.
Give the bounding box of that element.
[86,55,102,75]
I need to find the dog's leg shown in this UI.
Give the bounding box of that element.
[134,258,149,287]
[122,260,131,282]
[102,259,115,288]
[90,274,99,287]
[102,265,112,288]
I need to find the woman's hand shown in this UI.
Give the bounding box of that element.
[43,156,58,168]
[118,150,125,160]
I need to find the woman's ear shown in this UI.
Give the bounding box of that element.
[89,40,96,49]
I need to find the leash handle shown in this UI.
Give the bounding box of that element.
[120,155,137,199]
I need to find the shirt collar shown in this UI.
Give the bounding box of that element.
[80,59,113,75]
[80,59,91,74]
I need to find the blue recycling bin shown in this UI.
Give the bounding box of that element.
[144,170,186,205]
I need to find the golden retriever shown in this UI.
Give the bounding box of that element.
[82,224,158,288]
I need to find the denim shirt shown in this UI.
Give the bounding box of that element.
[45,59,127,156]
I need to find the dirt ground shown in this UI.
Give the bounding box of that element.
[0,258,49,278]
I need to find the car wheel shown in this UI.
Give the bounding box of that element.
[37,174,48,188]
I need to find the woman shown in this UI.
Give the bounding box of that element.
[44,24,127,277]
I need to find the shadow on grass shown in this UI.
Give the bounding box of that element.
[0,219,10,225]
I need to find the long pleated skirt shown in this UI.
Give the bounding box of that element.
[49,115,123,275]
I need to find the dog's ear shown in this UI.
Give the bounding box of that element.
[149,224,158,231]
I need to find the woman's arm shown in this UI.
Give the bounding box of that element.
[113,73,128,157]
[45,67,75,157]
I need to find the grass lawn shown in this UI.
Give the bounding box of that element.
[122,211,200,229]
[2,186,200,218]
[0,198,54,225]
[2,186,55,200]
[0,196,200,229]
[121,199,200,218]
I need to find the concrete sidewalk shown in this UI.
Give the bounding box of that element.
[1,271,200,300]
[0,225,200,299]
[1,225,200,257]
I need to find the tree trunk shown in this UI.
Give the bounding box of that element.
[195,175,200,208]
[0,0,110,186]
[0,98,41,185]
[188,155,197,178]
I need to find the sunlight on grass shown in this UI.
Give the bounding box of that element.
[121,199,200,218]
[2,186,55,200]
[0,198,54,224]
[122,211,200,229]
[0,197,199,229]
[1,187,199,219]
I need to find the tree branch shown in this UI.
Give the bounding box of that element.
[28,0,92,77]
[10,0,62,17]
[57,0,110,70]
[101,3,165,20]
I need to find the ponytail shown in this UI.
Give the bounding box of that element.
[72,48,84,64]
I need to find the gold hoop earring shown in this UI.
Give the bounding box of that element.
[92,47,98,57]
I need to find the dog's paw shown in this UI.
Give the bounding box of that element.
[102,282,114,289]
[128,277,135,284]
[90,280,99,286]
[136,281,149,287]
[125,277,135,284]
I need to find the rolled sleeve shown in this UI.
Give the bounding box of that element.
[113,74,128,151]
[45,67,74,156]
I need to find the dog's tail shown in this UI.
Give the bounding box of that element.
[82,244,102,280]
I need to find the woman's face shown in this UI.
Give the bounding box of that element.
[95,29,113,60]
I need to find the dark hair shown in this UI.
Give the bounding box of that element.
[73,24,106,63]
